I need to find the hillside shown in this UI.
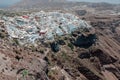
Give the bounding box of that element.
[0,2,120,80]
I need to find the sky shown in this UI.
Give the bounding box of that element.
[0,0,120,7]
[68,0,120,4]
[0,0,20,7]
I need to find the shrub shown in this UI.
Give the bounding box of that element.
[68,43,74,50]
[0,32,5,38]
[13,39,19,45]
[22,69,29,80]
[61,52,68,60]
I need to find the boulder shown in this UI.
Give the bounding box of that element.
[57,40,66,45]
[76,10,87,16]
[50,42,60,52]
[91,49,117,65]
[74,34,97,48]
[79,52,91,59]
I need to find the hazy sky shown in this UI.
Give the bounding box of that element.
[68,0,120,4]
[0,0,120,7]
[0,0,20,7]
